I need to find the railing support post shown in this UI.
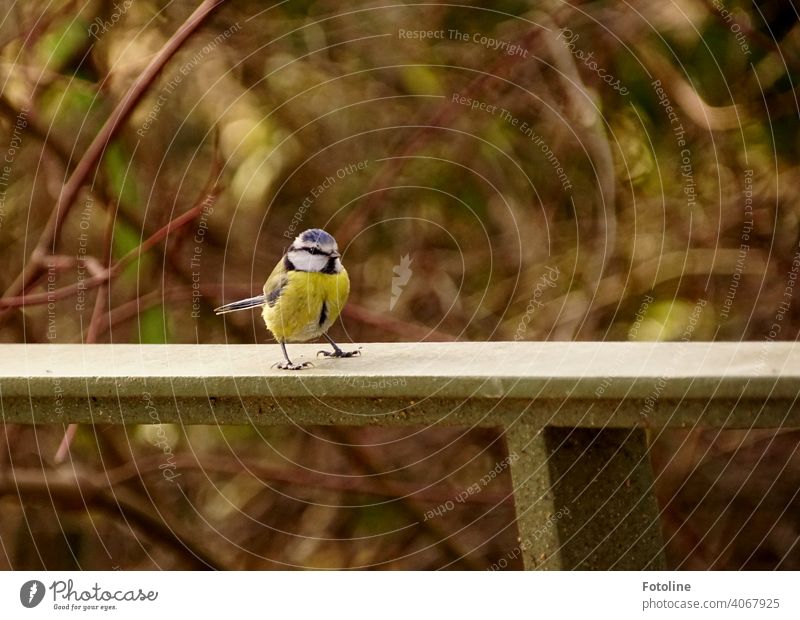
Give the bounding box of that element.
[505,423,666,570]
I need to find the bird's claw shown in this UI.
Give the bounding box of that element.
[274,361,313,370]
[317,348,361,358]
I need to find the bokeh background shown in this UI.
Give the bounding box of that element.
[0,0,799,569]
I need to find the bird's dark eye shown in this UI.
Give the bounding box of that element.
[306,247,325,255]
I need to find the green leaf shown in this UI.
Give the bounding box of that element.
[36,18,89,72]
[400,65,442,96]
[103,142,138,208]
[139,305,168,344]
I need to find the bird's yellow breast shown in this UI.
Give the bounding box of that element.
[262,268,350,343]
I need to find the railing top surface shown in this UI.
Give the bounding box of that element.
[1,342,798,401]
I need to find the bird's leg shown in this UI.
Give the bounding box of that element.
[318,333,361,358]
[276,342,311,370]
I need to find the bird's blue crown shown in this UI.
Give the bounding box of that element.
[300,229,335,245]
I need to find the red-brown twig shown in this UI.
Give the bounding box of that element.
[53,173,223,462]
[84,198,120,345]
[0,0,225,321]
[88,287,191,340]
[0,198,220,309]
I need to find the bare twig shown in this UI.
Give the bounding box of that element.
[0,195,221,309]
[0,468,227,569]
[53,159,224,461]
[89,287,191,339]
[84,196,120,345]
[0,0,226,321]
[637,45,747,130]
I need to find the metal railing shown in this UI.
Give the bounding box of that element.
[2,341,798,569]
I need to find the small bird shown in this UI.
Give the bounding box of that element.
[214,228,359,369]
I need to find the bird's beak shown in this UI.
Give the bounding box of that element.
[331,251,341,258]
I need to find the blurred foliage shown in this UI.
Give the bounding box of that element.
[0,0,799,569]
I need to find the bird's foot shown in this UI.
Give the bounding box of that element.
[274,361,313,370]
[317,347,361,358]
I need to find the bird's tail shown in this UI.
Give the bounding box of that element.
[214,295,266,315]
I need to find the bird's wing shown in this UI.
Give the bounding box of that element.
[263,258,289,307]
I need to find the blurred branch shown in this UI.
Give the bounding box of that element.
[543,248,769,332]
[0,92,151,298]
[54,153,224,460]
[326,427,485,569]
[638,45,747,130]
[343,302,457,341]
[51,135,223,461]
[697,0,783,59]
[0,94,74,165]
[0,196,219,309]
[84,197,120,345]
[0,0,226,321]
[105,453,513,507]
[53,229,114,455]
[542,12,617,337]
[336,25,545,244]
[83,281,234,341]
[0,93,235,343]
[85,129,222,345]
[89,287,191,339]
[0,467,227,569]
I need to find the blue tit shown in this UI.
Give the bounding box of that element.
[214,228,359,370]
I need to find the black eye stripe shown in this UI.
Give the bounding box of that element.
[303,247,329,256]
[288,245,337,257]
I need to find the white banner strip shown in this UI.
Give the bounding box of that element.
[1,571,798,619]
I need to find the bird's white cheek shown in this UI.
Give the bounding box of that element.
[288,250,328,272]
